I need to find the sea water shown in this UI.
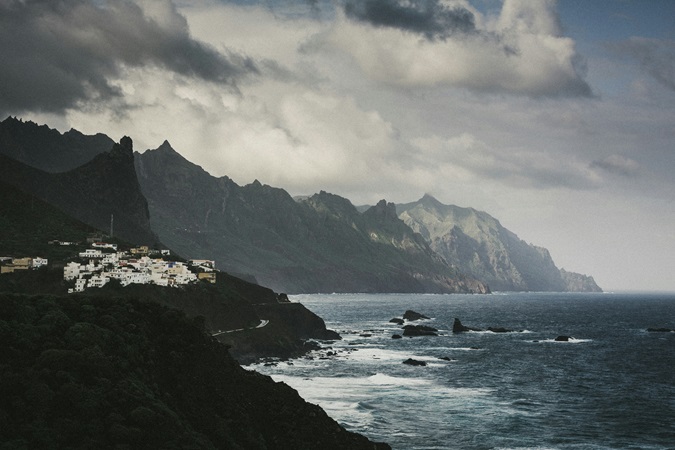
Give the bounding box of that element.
[249,292,675,449]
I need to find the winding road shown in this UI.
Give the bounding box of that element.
[211,319,269,337]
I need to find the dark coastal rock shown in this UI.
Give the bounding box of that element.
[0,294,391,450]
[389,318,405,325]
[647,327,673,333]
[359,333,372,337]
[277,292,290,302]
[392,334,402,339]
[487,326,513,333]
[402,325,438,336]
[439,356,452,361]
[403,358,427,366]
[303,340,321,351]
[452,318,482,333]
[403,310,430,321]
[555,335,572,342]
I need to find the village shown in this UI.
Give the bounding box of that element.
[1,237,216,293]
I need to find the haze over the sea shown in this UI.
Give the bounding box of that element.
[1,0,674,292]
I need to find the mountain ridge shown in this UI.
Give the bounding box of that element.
[135,143,489,294]
[1,118,599,293]
[0,136,158,245]
[0,116,113,172]
[397,195,601,292]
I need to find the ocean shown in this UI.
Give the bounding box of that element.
[249,292,675,450]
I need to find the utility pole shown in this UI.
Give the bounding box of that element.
[110,214,114,238]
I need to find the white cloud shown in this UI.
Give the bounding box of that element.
[412,133,601,190]
[311,0,590,96]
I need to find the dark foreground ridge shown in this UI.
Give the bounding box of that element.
[0,293,390,449]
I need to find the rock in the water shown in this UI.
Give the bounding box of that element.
[487,326,512,333]
[439,356,452,361]
[647,327,673,332]
[392,334,402,339]
[403,358,427,366]
[402,325,438,336]
[389,318,405,325]
[452,318,482,333]
[403,310,430,321]
[554,335,571,342]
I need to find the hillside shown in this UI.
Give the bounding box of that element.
[0,116,112,172]
[0,180,99,259]
[0,293,389,449]
[397,195,601,292]
[0,155,342,363]
[0,137,158,246]
[134,143,488,294]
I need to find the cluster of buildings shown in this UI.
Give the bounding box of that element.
[65,244,216,293]
[1,233,217,293]
[0,256,48,274]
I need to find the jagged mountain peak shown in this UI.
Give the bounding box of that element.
[157,139,175,151]
[365,199,399,222]
[303,191,360,222]
[111,136,133,158]
[136,140,217,182]
[420,193,443,206]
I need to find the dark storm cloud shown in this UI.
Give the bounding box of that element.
[0,0,259,115]
[342,0,476,40]
[610,37,675,92]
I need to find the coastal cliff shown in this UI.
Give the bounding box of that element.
[0,293,389,449]
[398,195,602,292]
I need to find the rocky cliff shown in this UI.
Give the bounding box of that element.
[0,293,389,449]
[134,143,488,294]
[0,137,158,246]
[398,195,601,292]
[560,269,603,293]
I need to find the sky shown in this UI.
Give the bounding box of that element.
[1,0,674,291]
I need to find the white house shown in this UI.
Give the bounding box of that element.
[68,278,87,293]
[102,253,119,266]
[31,257,48,268]
[88,274,109,289]
[92,242,118,251]
[190,259,216,271]
[64,262,82,280]
[79,249,103,259]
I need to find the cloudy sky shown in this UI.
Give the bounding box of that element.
[2,0,674,291]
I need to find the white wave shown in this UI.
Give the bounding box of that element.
[494,447,560,450]
[529,338,593,344]
[337,347,413,362]
[367,373,433,386]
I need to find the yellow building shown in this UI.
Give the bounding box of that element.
[197,272,217,283]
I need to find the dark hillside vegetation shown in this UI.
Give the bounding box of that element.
[0,137,158,246]
[0,270,338,363]
[0,180,98,259]
[0,293,389,449]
